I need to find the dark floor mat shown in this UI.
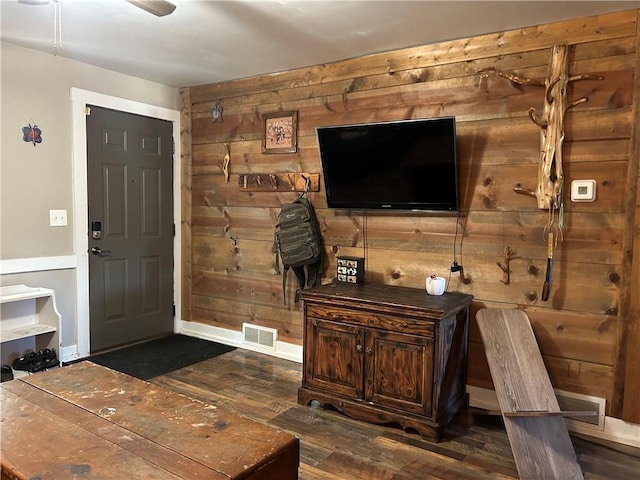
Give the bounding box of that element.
[88,334,236,380]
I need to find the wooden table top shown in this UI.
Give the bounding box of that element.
[1,361,299,480]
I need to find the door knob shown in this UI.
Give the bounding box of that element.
[91,247,111,256]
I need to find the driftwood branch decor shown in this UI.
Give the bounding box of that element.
[480,44,603,210]
[480,44,603,301]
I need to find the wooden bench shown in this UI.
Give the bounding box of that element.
[476,308,595,480]
[0,362,299,479]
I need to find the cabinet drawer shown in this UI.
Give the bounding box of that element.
[306,303,434,337]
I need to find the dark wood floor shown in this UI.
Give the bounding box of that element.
[150,348,640,480]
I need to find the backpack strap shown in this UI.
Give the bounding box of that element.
[282,265,307,305]
[282,265,289,305]
[306,260,322,289]
[291,266,306,304]
[273,230,281,275]
[296,175,311,201]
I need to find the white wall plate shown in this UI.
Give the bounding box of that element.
[571,180,596,202]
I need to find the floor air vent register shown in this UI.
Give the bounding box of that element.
[242,323,277,351]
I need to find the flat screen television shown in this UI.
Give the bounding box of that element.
[317,116,459,211]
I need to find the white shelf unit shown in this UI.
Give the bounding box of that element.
[0,284,61,371]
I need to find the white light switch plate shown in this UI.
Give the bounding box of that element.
[571,180,596,202]
[50,209,68,226]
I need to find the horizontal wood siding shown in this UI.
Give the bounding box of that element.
[620,22,640,424]
[184,9,639,417]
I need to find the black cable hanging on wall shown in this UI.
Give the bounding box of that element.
[447,211,463,289]
[363,210,368,283]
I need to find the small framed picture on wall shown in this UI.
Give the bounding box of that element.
[261,111,298,154]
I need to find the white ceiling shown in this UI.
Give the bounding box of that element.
[2,0,639,88]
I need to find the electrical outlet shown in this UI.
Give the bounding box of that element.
[49,209,68,227]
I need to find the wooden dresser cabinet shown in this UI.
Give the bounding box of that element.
[298,282,473,441]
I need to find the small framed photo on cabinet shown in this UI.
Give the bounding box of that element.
[261,111,298,154]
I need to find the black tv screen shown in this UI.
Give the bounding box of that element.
[317,117,459,211]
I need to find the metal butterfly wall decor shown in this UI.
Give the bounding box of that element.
[22,123,42,146]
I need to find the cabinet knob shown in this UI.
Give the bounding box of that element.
[356,344,363,352]
[402,322,408,328]
[366,347,372,354]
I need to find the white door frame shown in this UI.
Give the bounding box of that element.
[71,88,181,358]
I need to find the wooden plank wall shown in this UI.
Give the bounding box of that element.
[183,10,639,419]
[621,25,640,424]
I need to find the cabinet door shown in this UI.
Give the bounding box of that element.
[365,329,433,416]
[304,317,364,398]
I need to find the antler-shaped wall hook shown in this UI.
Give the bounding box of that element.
[496,246,518,285]
[222,143,231,183]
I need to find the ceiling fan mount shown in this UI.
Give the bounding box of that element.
[125,0,176,17]
[18,0,177,17]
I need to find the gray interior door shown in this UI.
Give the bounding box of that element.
[87,105,174,352]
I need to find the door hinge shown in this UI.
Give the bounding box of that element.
[173,223,176,237]
[172,304,176,317]
[172,137,175,155]
[84,106,91,116]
